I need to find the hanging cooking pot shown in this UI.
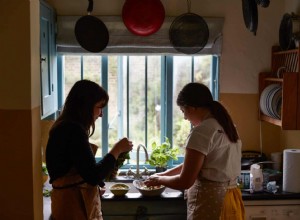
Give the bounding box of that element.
[122,0,165,36]
[256,0,270,8]
[169,0,209,54]
[242,0,258,35]
[74,0,109,53]
[279,13,300,50]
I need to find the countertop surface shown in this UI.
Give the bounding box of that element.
[43,180,300,219]
[241,190,300,201]
[101,182,300,201]
[44,180,300,201]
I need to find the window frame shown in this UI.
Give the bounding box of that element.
[57,54,220,169]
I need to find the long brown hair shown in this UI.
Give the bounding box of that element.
[52,80,109,136]
[176,82,239,142]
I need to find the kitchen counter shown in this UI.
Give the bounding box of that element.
[43,181,300,220]
[242,189,300,201]
[101,182,186,219]
[102,182,300,201]
[100,182,300,219]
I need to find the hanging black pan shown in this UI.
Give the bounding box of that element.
[242,0,258,35]
[169,0,209,54]
[279,13,300,50]
[256,0,270,8]
[74,0,109,53]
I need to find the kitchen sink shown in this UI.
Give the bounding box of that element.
[106,175,149,183]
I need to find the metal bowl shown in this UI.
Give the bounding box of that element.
[109,183,130,196]
[133,180,166,197]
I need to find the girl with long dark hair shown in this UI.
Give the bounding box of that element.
[46,79,133,219]
[145,82,244,220]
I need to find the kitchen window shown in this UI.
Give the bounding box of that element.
[57,54,219,169]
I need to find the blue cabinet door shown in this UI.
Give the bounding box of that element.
[40,1,57,118]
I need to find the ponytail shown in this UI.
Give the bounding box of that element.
[210,101,239,142]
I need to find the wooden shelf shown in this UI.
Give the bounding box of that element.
[264,78,283,82]
[258,46,300,130]
[259,115,282,126]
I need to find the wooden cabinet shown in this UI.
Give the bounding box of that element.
[258,46,300,130]
[102,199,186,220]
[40,1,57,119]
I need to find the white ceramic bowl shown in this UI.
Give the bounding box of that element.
[109,183,130,196]
[133,180,166,197]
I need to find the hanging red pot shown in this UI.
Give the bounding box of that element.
[122,0,165,36]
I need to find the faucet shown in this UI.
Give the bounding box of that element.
[135,144,149,179]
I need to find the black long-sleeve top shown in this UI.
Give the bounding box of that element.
[46,120,116,187]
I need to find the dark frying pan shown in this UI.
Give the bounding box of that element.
[122,0,165,36]
[242,0,258,35]
[256,0,270,8]
[279,13,300,50]
[75,0,109,53]
[169,0,209,54]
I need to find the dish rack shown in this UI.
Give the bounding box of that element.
[258,46,300,130]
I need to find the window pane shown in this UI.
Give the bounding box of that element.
[147,56,161,147]
[64,55,81,100]
[172,56,192,152]
[128,56,146,165]
[194,56,212,88]
[83,56,101,83]
[107,56,118,151]
[122,56,128,140]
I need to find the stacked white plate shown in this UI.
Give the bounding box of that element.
[260,84,282,119]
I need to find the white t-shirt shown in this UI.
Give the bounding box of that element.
[184,118,242,182]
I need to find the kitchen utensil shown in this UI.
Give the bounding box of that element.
[241,151,267,170]
[169,0,209,54]
[74,0,109,53]
[122,0,165,36]
[279,13,300,50]
[242,0,258,35]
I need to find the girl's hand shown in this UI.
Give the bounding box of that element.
[110,137,133,159]
[144,174,161,187]
[116,137,133,153]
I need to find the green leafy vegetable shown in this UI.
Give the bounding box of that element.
[116,151,130,169]
[106,151,130,181]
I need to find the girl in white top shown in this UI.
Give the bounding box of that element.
[145,82,245,220]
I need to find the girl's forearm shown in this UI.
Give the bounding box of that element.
[157,164,182,176]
